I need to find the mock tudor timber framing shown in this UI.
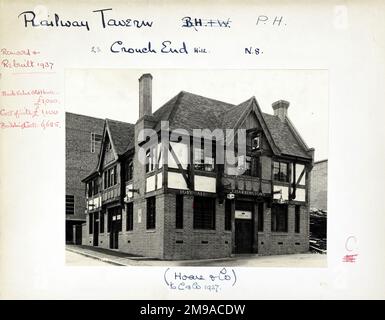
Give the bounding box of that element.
[80,73,314,260]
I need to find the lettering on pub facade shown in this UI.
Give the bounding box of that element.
[82,74,314,259]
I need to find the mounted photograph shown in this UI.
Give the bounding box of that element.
[64,69,328,267]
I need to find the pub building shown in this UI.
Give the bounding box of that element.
[82,74,314,259]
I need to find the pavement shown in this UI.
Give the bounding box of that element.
[66,245,327,267]
[66,249,113,266]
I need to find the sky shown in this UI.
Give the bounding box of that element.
[65,69,328,161]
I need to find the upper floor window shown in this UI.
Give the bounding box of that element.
[145,146,157,173]
[87,179,99,197]
[238,155,251,176]
[238,155,259,177]
[252,134,261,151]
[91,133,102,153]
[124,160,133,182]
[104,165,117,189]
[273,161,289,182]
[194,148,215,172]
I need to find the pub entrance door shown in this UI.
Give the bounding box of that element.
[234,201,254,253]
[108,207,122,249]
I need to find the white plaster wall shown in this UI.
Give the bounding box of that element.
[273,185,289,200]
[168,172,189,190]
[296,188,306,202]
[194,175,216,193]
[157,172,163,189]
[146,175,156,192]
[168,142,189,169]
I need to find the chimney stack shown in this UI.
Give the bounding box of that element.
[272,100,289,122]
[139,73,153,118]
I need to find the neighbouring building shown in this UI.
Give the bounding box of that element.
[310,159,328,211]
[65,112,104,244]
[81,74,315,259]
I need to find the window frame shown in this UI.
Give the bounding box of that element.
[273,161,289,182]
[104,165,117,189]
[145,146,157,173]
[271,204,288,232]
[125,160,133,182]
[89,213,93,234]
[224,200,232,231]
[252,135,261,151]
[146,196,156,230]
[295,205,300,233]
[193,147,215,172]
[193,196,216,230]
[126,202,134,231]
[175,195,184,229]
[100,210,105,233]
[258,202,264,232]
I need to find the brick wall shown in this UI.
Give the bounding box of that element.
[65,112,104,222]
[310,160,328,211]
[163,194,232,260]
[258,204,309,255]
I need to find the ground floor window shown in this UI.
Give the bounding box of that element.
[193,196,216,230]
[100,210,105,233]
[175,195,183,229]
[225,200,232,231]
[89,213,93,234]
[271,204,288,232]
[295,205,300,233]
[258,203,264,232]
[146,197,156,229]
[126,203,133,231]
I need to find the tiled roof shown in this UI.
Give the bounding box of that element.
[154,91,234,132]
[102,91,310,159]
[106,119,135,155]
[262,113,310,158]
[152,91,311,159]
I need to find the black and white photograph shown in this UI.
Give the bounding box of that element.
[2,0,384,301]
[65,69,328,267]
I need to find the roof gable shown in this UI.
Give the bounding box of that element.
[150,91,311,159]
[106,119,135,154]
[95,119,135,172]
[263,113,310,158]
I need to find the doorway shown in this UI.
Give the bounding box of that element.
[234,201,254,253]
[108,207,121,249]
